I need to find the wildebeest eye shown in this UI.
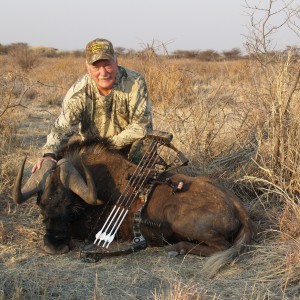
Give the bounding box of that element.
[71,202,85,215]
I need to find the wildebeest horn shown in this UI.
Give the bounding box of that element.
[58,158,103,205]
[13,156,56,204]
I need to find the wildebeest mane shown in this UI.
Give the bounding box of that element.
[57,137,118,161]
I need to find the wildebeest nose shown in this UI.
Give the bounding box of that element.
[53,233,67,239]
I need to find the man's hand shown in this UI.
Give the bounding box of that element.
[32,157,57,173]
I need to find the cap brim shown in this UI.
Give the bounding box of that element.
[87,53,115,64]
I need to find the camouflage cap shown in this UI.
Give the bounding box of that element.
[85,38,115,64]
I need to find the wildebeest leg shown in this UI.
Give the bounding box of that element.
[166,239,230,257]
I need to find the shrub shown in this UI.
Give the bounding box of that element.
[8,43,41,72]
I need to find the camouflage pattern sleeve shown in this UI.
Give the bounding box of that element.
[42,79,86,156]
[111,76,153,149]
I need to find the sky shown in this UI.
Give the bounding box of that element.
[0,0,299,53]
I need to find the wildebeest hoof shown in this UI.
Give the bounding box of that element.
[82,242,100,252]
[44,244,70,255]
[168,250,179,257]
[179,249,186,255]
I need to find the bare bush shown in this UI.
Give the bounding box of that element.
[222,48,243,60]
[172,50,199,59]
[238,0,300,291]
[244,0,300,197]
[0,43,10,55]
[197,49,221,61]
[8,43,41,72]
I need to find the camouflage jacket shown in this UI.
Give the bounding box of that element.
[42,66,153,156]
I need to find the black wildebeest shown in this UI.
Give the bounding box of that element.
[13,138,252,276]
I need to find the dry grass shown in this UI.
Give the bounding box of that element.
[1,46,300,299]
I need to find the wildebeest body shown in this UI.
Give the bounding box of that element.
[13,138,252,276]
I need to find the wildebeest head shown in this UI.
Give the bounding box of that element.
[13,156,103,254]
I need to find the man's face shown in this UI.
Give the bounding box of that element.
[87,59,118,95]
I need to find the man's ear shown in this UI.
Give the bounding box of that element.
[86,61,91,74]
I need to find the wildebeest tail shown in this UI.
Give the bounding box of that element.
[202,195,253,278]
